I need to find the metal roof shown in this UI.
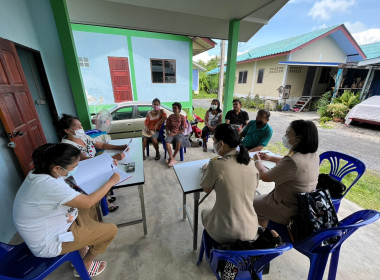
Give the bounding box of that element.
[360,42,380,59]
[236,24,365,63]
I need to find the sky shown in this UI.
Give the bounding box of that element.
[193,0,380,62]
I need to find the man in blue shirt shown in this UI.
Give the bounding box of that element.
[240,109,273,152]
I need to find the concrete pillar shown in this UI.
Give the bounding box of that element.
[223,19,240,120]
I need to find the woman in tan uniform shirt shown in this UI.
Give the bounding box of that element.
[253,120,319,227]
[200,124,259,244]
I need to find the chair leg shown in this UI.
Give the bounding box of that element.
[307,254,330,280]
[327,247,342,280]
[197,236,205,266]
[69,251,91,280]
[100,196,109,216]
[180,147,184,161]
[146,140,150,157]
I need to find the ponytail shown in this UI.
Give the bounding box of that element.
[237,143,250,165]
[214,124,251,165]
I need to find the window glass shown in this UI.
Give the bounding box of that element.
[257,69,264,84]
[137,106,151,118]
[151,59,176,83]
[238,71,248,83]
[112,106,133,120]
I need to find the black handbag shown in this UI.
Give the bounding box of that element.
[287,189,339,243]
[316,173,346,198]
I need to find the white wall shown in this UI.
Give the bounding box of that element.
[0,0,77,242]
[291,36,346,63]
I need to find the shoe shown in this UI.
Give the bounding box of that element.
[74,261,107,278]
[168,159,176,167]
[155,154,160,160]
[108,204,119,212]
[203,147,207,152]
[143,154,146,160]
[107,196,116,203]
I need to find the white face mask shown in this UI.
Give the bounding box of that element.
[71,129,85,139]
[282,135,295,150]
[213,141,222,155]
[211,104,218,110]
[59,165,79,179]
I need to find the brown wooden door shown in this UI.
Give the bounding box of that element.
[108,57,133,102]
[0,38,47,176]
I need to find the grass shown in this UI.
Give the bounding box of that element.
[185,107,207,129]
[193,90,217,99]
[267,142,380,211]
[319,123,334,129]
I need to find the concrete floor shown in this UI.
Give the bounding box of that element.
[35,141,380,279]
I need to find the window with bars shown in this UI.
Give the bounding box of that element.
[289,66,302,73]
[150,59,176,83]
[78,57,90,68]
[257,69,264,83]
[269,66,284,74]
[238,71,248,83]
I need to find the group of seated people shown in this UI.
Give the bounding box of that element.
[12,96,319,278]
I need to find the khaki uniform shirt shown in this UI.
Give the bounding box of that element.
[254,152,319,225]
[200,151,259,244]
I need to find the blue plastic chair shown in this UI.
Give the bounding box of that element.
[0,242,91,280]
[197,230,293,280]
[319,151,366,212]
[293,209,380,280]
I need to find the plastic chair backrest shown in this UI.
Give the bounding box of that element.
[0,242,91,280]
[293,210,380,280]
[197,230,293,279]
[319,151,365,212]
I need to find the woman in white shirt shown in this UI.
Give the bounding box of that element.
[13,143,119,277]
[202,99,222,152]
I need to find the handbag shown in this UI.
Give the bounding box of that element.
[316,173,346,198]
[287,189,338,243]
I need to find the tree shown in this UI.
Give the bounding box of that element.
[196,57,220,92]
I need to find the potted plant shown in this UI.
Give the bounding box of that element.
[326,103,349,122]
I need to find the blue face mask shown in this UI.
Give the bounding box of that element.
[60,165,79,178]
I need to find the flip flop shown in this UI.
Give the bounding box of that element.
[107,196,116,203]
[74,260,107,278]
[155,154,160,160]
[108,204,119,212]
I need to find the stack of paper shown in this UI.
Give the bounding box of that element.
[72,154,131,194]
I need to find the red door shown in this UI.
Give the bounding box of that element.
[0,38,47,176]
[108,57,133,102]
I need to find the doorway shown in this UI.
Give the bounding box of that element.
[302,67,316,96]
[108,57,133,102]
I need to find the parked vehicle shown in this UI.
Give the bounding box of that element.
[91,101,186,139]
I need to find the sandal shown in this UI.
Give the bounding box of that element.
[74,260,107,278]
[107,196,116,203]
[155,154,160,160]
[108,204,119,213]
[143,154,146,160]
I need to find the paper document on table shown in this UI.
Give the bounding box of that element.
[72,154,131,194]
[119,138,133,164]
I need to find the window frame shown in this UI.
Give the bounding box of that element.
[238,70,248,84]
[257,69,264,84]
[150,58,177,84]
[78,57,90,68]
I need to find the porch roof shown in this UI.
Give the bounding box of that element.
[65,0,289,42]
[278,61,340,67]
[360,42,380,59]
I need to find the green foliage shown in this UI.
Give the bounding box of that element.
[257,103,265,109]
[267,142,288,156]
[191,107,207,129]
[239,94,265,109]
[332,90,360,108]
[326,103,349,119]
[197,57,221,93]
[316,91,333,117]
[320,116,332,124]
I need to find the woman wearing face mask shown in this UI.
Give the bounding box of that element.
[202,99,223,152]
[13,143,119,277]
[57,114,126,161]
[142,98,167,160]
[57,114,127,212]
[200,124,259,244]
[253,120,319,228]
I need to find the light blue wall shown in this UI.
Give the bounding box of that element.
[73,31,130,105]
[193,69,199,91]
[132,37,190,102]
[0,0,77,242]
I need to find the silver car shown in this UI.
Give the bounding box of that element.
[93,101,187,139]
